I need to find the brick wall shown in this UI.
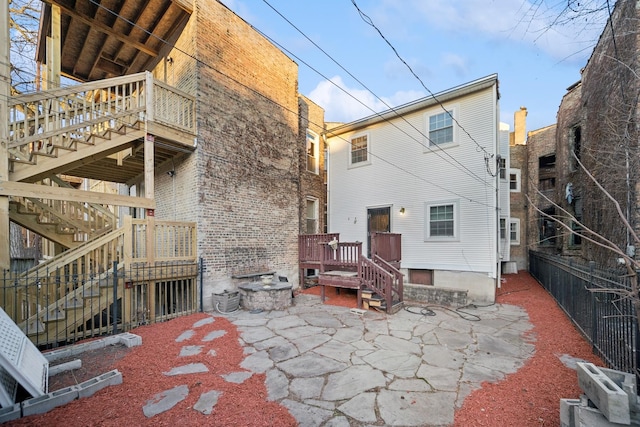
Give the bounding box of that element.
[152,0,302,307]
[576,0,640,266]
[526,125,557,256]
[298,95,327,234]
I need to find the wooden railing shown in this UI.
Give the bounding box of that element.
[1,216,197,330]
[8,72,196,167]
[298,233,339,264]
[319,241,362,273]
[371,232,402,269]
[370,255,404,309]
[11,176,116,245]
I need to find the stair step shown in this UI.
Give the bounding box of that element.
[32,151,57,158]
[10,158,35,165]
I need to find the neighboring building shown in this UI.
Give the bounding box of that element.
[298,95,328,235]
[507,107,528,271]
[524,0,640,268]
[325,74,507,304]
[525,124,558,256]
[5,0,326,324]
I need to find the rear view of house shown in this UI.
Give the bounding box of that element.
[325,74,507,304]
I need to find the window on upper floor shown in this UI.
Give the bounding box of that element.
[425,201,459,241]
[428,110,454,146]
[499,157,506,179]
[306,130,319,174]
[570,125,582,172]
[509,169,521,192]
[350,134,369,166]
[500,218,507,240]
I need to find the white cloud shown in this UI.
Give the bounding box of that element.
[377,0,607,62]
[308,76,424,123]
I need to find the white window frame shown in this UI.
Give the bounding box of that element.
[509,168,521,192]
[500,218,507,240]
[349,133,371,167]
[424,200,459,241]
[509,218,520,245]
[425,106,458,150]
[306,129,319,174]
[305,197,319,234]
[499,158,506,180]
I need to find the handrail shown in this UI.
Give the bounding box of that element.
[8,71,196,158]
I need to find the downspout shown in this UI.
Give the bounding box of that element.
[494,84,501,296]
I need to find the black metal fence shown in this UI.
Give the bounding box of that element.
[1,260,201,350]
[529,251,639,382]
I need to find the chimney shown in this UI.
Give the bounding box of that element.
[511,107,527,146]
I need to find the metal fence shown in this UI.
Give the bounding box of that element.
[1,259,201,350]
[529,251,639,383]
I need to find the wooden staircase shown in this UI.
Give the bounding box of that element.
[301,233,404,314]
[9,176,116,249]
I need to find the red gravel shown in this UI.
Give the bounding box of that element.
[9,272,602,426]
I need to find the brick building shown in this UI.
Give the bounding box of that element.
[546,0,640,266]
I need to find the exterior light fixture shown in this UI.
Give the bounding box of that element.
[399,207,405,215]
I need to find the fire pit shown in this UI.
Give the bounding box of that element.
[238,281,293,311]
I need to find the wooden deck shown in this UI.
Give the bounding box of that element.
[298,233,403,313]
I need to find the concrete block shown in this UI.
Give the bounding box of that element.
[48,359,82,376]
[118,332,142,348]
[21,386,79,417]
[77,370,123,399]
[0,403,21,424]
[560,398,581,427]
[574,404,628,427]
[577,362,630,424]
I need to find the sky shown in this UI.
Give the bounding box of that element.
[219,0,612,133]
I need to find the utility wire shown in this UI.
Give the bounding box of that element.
[6,0,497,207]
[260,0,495,188]
[349,0,495,165]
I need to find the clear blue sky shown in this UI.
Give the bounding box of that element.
[221,0,611,133]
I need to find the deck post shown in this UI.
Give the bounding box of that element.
[0,0,9,269]
[122,215,133,329]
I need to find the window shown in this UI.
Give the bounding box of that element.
[425,201,458,240]
[350,134,368,165]
[510,219,520,245]
[570,125,582,172]
[509,169,521,192]
[500,218,506,240]
[499,158,506,179]
[570,221,582,247]
[306,130,318,174]
[539,207,556,246]
[305,198,318,234]
[428,110,454,145]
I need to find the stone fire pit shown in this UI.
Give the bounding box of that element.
[238,281,293,311]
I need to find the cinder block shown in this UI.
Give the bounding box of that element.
[21,386,79,417]
[77,370,123,399]
[577,362,630,424]
[118,332,142,348]
[560,398,581,427]
[0,403,21,424]
[48,359,82,376]
[574,404,627,427]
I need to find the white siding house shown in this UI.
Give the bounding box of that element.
[325,74,508,304]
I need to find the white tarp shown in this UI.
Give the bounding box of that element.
[0,307,48,407]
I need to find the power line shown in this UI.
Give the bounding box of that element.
[260,0,496,189]
[7,0,498,207]
[349,0,495,163]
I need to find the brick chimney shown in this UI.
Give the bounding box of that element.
[510,106,527,146]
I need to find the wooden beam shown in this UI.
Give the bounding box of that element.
[0,181,155,209]
[0,0,9,269]
[40,0,158,57]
